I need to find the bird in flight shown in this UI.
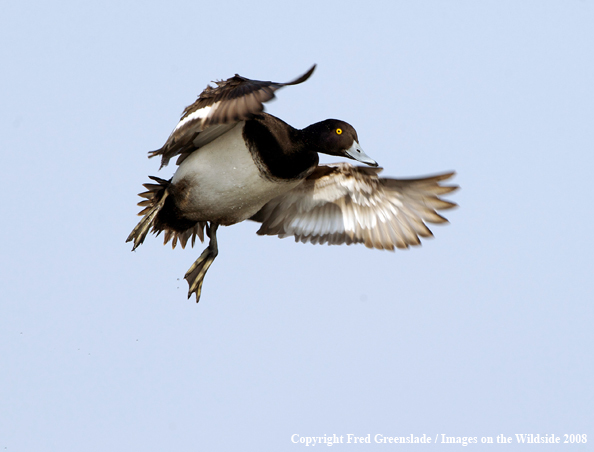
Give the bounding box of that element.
[127,65,458,302]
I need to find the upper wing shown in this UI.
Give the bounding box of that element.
[149,65,316,168]
[250,163,458,250]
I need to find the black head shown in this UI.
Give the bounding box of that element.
[303,119,378,166]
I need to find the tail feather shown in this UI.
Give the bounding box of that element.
[127,176,206,251]
[162,222,205,249]
[126,177,170,251]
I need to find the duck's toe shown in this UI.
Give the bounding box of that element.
[184,247,217,302]
[184,223,219,303]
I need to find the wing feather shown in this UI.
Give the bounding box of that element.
[149,65,316,168]
[251,163,458,250]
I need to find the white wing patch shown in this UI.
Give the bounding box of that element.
[173,102,220,132]
[252,163,458,250]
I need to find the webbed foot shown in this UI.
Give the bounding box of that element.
[184,223,219,302]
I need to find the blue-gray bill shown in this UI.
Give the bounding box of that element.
[344,141,378,167]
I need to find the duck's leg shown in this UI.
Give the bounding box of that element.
[184,222,219,302]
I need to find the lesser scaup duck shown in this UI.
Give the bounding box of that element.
[127,65,458,302]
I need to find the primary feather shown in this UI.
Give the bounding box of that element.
[251,163,458,251]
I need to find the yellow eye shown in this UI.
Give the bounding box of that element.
[336,128,342,135]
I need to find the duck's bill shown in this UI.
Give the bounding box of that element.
[344,141,378,167]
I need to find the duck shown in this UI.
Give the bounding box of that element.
[127,65,458,303]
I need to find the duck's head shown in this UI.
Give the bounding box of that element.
[306,119,378,167]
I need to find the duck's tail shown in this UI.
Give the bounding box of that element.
[126,177,206,251]
[126,176,171,250]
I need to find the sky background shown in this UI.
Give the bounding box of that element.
[1,1,593,450]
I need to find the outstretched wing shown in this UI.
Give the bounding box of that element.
[251,163,458,250]
[149,65,316,168]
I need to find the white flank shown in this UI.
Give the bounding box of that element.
[172,122,301,224]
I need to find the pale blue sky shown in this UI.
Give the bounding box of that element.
[1,1,593,450]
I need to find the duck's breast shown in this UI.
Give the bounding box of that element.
[171,122,301,225]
